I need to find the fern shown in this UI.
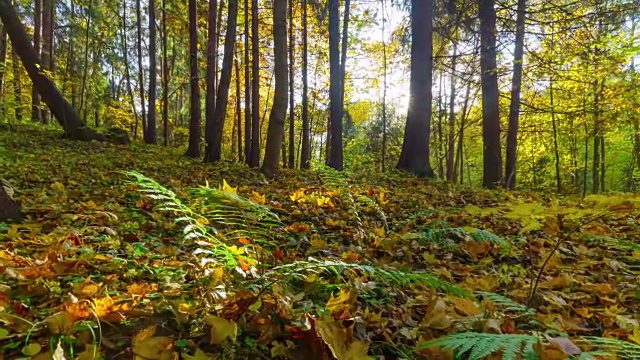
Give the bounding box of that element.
[476,291,536,314]
[123,171,279,268]
[418,332,539,360]
[411,226,508,249]
[575,336,640,358]
[257,258,472,299]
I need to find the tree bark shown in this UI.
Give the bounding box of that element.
[31,0,42,123]
[186,0,201,157]
[479,0,502,188]
[300,0,310,169]
[396,0,435,177]
[40,0,52,124]
[0,21,7,120]
[136,0,147,138]
[243,0,251,163]
[0,0,90,139]
[0,179,22,223]
[247,0,261,167]
[287,0,295,168]
[12,48,22,121]
[504,0,526,189]
[204,0,238,162]
[162,0,169,147]
[146,0,158,144]
[327,0,342,170]
[261,0,288,175]
[121,0,139,138]
[446,44,457,182]
[234,57,242,161]
[205,0,218,151]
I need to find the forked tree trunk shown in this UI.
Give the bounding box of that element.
[205,0,218,153]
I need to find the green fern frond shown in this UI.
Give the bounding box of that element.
[476,292,536,314]
[418,332,540,360]
[260,258,472,298]
[575,336,640,358]
[123,171,280,268]
[411,226,508,249]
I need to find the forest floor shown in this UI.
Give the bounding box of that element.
[1,126,640,360]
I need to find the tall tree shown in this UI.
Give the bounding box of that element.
[504,0,526,189]
[300,0,310,169]
[327,0,342,170]
[446,44,457,182]
[0,0,89,139]
[243,0,251,163]
[0,21,7,120]
[204,0,238,162]
[479,0,502,188]
[136,0,147,138]
[247,0,260,167]
[121,0,139,138]
[40,0,52,124]
[161,0,170,147]
[186,0,201,157]
[146,0,158,144]
[205,0,218,156]
[31,0,42,122]
[261,0,288,175]
[287,0,295,168]
[12,49,22,121]
[396,0,435,177]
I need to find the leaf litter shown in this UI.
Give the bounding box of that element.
[1,129,640,359]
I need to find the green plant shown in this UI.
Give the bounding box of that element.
[418,332,539,360]
[475,291,536,314]
[123,171,280,268]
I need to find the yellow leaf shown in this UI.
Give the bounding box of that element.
[220,179,237,194]
[181,349,217,360]
[249,191,266,205]
[50,182,65,192]
[92,296,115,318]
[315,316,372,360]
[377,190,388,205]
[203,315,238,345]
[132,326,173,360]
[316,196,332,207]
[326,288,357,314]
[290,189,307,202]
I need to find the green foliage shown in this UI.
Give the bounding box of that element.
[409,224,509,248]
[576,336,640,359]
[260,258,473,299]
[475,291,536,314]
[419,332,539,360]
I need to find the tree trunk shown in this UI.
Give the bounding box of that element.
[327,0,342,170]
[185,0,201,157]
[121,0,139,138]
[261,0,288,175]
[446,44,457,182]
[204,0,238,162]
[0,0,90,139]
[550,76,562,193]
[479,0,502,188]
[287,0,295,168]
[78,0,91,123]
[40,0,53,124]
[235,57,242,161]
[31,0,42,123]
[136,0,147,138]
[12,48,22,121]
[300,0,310,169]
[0,21,7,120]
[248,0,261,167]
[205,0,218,152]
[592,80,600,194]
[162,0,171,147]
[504,0,526,189]
[243,0,251,163]
[146,0,158,144]
[380,0,387,171]
[396,0,435,177]
[0,179,22,223]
